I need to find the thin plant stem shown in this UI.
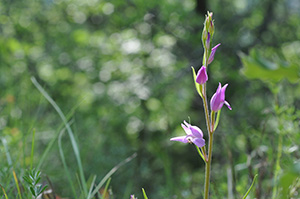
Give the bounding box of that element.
[204,132,213,199]
[202,83,214,199]
[202,84,212,134]
[202,22,214,199]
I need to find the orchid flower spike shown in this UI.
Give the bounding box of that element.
[196,66,208,85]
[170,121,205,148]
[210,83,232,112]
[208,43,221,64]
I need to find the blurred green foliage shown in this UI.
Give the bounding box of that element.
[240,47,299,83]
[0,0,299,198]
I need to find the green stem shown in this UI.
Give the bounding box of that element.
[204,131,213,199]
[202,84,212,134]
[272,134,282,199]
[202,83,214,199]
[202,39,213,198]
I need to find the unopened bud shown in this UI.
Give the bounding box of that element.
[202,11,215,50]
[206,11,214,37]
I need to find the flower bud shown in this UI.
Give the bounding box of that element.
[210,83,232,112]
[208,43,221,64]
[202,11,215,51]
[206,11,214,37]
[196,66,208,84]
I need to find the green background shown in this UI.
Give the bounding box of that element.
[0,0,299,198]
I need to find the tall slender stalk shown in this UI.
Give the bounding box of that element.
[202,30,213,198]
[204,132,213,199]
[202,86,213,199]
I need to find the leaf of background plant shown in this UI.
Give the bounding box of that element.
[278,161,300,199]
[239,49,299,83]
[142,188,148,199]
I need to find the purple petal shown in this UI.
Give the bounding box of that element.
[206,32,211,48]
[170,136,188,143]
[189,125,203,138]
[183,120,190,127]
[208,43,221,64]
[210,83,222,111]
[220,84,228,102]
[181,121,191,135]
[192,137,205,148]
[210,92,218,111]
[224,101,232,110]
[195,66,208,85]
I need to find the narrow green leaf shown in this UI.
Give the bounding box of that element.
[191,67,203,98]
[142,188,148,199]
[23,176,31,184]
[36,177,41,185]
[195,145,206,162]
[39,185,48,195]
[101,177,111,199]
[30,187,36,196]
[213,109,221,131]
[242,174,258,199]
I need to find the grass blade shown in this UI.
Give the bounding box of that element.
[101,177,111,199]
[242,174,258,199]
[37,96,84,170]
[31,77,88,197]
[90,153,137,198]
[87,175,97,199]
[36,110,76,170]
[58,129,78,198]
[0,184,9,199]
[12,170,23,199]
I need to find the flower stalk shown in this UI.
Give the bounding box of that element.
[170,11,231,199]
